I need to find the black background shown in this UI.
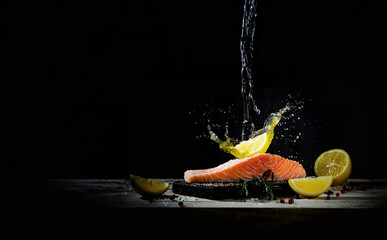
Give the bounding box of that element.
[2,0,387,181]
[2,1,387,239]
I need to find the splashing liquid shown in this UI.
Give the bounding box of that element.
[208,0,286,158]
[207,2,300,159]
[209,106,290,158]
[240,0,260,141]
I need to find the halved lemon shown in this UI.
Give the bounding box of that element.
[314,149,352,185]
[130,174,170,197]
[288,176,333,197]
[230,131,273,159]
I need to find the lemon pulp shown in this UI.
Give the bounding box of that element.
[130,174,170,197]
[314,149,352,185]
[288,176,333,197]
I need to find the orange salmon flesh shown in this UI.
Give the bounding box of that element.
[184,153,306,182]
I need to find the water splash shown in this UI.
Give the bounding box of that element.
[208,106,289,156]
[191,0,310,161]
[272,94,306,161]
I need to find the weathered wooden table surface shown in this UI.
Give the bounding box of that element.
[13,178,385,239]
[46,178,387,209]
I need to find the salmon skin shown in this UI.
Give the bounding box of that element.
[184,153,306,183]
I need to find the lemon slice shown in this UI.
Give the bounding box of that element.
[230,131,273,159]
[130,174,170,197]
[288,176,333,197]
[314,149,352,185]
[210,107,286,159]
[229,112,280,159]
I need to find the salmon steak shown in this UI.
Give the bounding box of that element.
[184,153,306,183]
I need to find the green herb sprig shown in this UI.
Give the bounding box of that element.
[236,170,278,200]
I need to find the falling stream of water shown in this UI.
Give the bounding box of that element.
[208,0,269,150]
[240,0,260,141]
[206,0,304,159]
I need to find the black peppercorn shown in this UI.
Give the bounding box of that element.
[169,195,176,200]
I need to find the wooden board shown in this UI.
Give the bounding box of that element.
[45,179,387,209]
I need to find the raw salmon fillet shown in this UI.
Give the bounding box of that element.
[184,153,306,183]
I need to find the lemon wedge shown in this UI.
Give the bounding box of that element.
[227,111,281,159]
[230,131,273,159]
[130,175,170,197]
[288,176,333,197]
[209,107,288,159]
[314,149,352,185]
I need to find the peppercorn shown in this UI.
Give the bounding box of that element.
[169,195,176,200]
[280,199,285,204]
[336,193,340,197]
[340,189,346,194]
[288,198,294,204]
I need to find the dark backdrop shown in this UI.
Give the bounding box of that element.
[2,0,387,181]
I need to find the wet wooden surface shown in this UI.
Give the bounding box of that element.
[46,178,387,209]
